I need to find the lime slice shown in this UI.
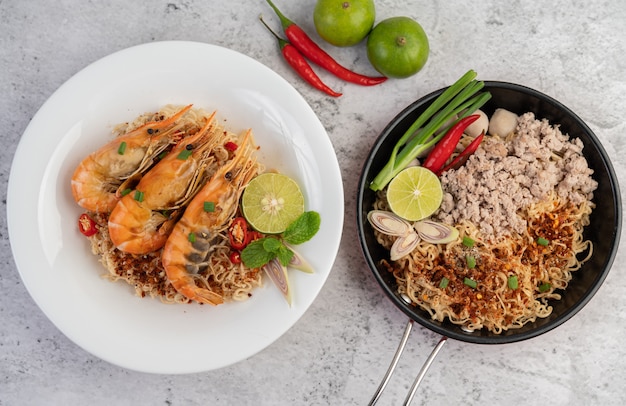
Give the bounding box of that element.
[242,173,305,234]
[386,166,442,221]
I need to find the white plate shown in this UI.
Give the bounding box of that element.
[7,41,343,374]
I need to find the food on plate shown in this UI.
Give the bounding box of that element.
[369,105,598,333]
[313,0,376,47]
[366,16,430,79]
[71,104,193,213]
[72,105,319,305]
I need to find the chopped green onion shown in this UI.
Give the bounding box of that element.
[462,236,475,248]
[203,201,215,212]
[439,277,449,289]
[134,190,144,202]
[508,275,518,290]
[117,141,127,155]
[369,70,492,191]
[188,232,196,243]
[120,188,132,196]
[539,282,551,292]
[463,277,477,289]
[177,149,193,160]
[537,237,549,246]
[158,151,168,160]
[466,255,476,269]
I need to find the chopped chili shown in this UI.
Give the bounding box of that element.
[78,213,97,237]
[224,141,238,152]
[229,251,242,265]
[437,132,485,175]
[228,217,250,250]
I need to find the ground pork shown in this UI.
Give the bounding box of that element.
[435,112,597,240]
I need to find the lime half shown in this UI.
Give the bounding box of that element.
[386,166,442,221]
[242,173,305,234]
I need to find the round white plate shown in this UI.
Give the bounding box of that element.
[7,41,344,374]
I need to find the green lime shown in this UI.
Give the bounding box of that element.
[366,16,429,78]
[241,173,305,234]
[314,0,375,47]
[386,166,442,221]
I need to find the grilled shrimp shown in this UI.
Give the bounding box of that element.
[71,104,193,213]
[161,129,258,305]
[108,112,223,255]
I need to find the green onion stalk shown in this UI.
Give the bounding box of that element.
[369,70,492,191]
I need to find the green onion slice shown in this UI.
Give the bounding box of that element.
[508,275,518,290]
[188,232,196,243]
[539,282,551,292]
[466,255,476,269]
[462,236,475,248]
[203,201,215,212]
[134,190,144,202]
[464,277,477,289]
[120,188,132,196]
[537,237,549,246]
[177,149,193,160]
[117,141,127,155]
[439,277,449,289]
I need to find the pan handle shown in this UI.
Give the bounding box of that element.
[368,319,414,406]
[368,319,448,406]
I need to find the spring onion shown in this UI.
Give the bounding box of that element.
[120,188,132,196]
[133,190,144,202]
[204,201,215,212]
[508,275,518,290]
[188,232,196,243]
[439,277,449,289]
[369,70,492,191]
[177,149,193,160]
[117,141,127,155]
[466,255,476,269]
[462,236,475,248]
[537,237,549,246]
[464,277,477,289]
[539,282,551,292]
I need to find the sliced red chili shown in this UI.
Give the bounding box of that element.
[228,217,250,250]
[248,230,264,242]
[229,251,242,264]
[78,213,97,237]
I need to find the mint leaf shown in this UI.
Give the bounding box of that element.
[277,245,294,266]
[241,239,275,268]
[283,211,321,245]
[262,237,283,253]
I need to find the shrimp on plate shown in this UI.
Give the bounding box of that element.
[108,112,224,255]
[71,104,193,213]
[161,129,259,305]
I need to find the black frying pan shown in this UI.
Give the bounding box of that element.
[356,82,622,404]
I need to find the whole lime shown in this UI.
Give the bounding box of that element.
[314,0,375,47]
[366,16,429,78]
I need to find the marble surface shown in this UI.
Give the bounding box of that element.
[2,1,626,405]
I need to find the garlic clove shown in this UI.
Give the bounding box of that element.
[368,210,412,237]
[414,220,459,244]
[390,232,420,260]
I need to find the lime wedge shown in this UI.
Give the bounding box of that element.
[386,166,442,221]
[242,173,305,234]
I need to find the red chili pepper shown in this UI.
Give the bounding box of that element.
[260,17,342,97]
[229,251,242,265]
[422,115,480,174]
[228,217,250,250]
[78,213,97,237]
[266,0,386,86]
[224,141,238,152]
[437,132,485,176]
[248,230,264,242]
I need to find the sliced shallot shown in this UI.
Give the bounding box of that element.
[368,210,412,236]
[414,220,459,244]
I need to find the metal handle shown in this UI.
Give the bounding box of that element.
[368,319,447,406]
